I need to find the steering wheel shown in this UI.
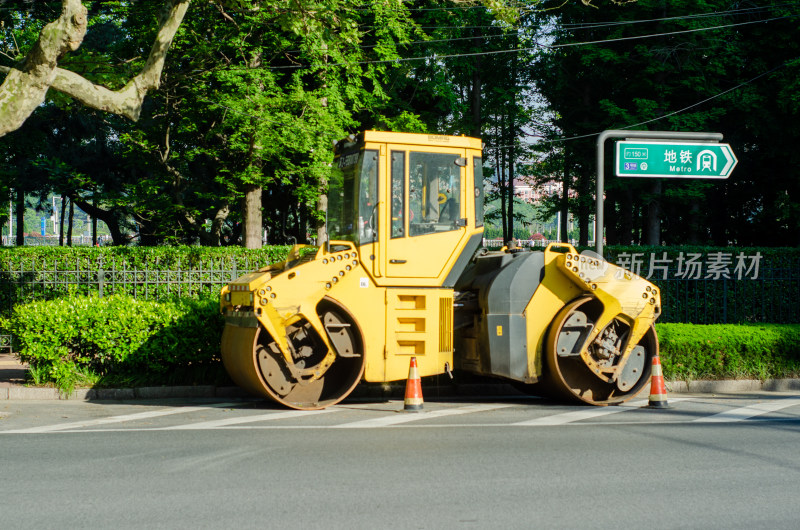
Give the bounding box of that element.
[365,203,378,237]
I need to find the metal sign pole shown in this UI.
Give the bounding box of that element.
[595,130,724,256]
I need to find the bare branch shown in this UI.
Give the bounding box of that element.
[0,0,190,137]
[0,0,87,136]
[51,0,191,121]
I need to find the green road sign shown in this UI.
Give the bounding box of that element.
[616,141,738,179]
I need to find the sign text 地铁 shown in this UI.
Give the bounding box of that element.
[615,141,738,179]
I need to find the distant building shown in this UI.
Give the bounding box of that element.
[514,179,574,204]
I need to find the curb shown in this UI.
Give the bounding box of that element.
[1,379,799,401]
[662,378,800,394]
[0,385,252,401]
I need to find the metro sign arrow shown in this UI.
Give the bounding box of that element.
[616,141,739,179]
[719,144,737,177]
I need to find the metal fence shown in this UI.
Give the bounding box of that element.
[654,263,800,324]
[2,235,99,247]
[479,244,800,324]
[0,253,798,324]
[0,258,266,318]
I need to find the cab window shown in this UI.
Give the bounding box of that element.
[328,149,379,244]
[474,157,484,227]
[409,152,462,236]
[391,151,405,238]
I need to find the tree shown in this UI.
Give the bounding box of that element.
[2,1,426,247]
[529,0,800,247]
[127,0,425,247]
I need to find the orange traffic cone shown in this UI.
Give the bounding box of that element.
[404,357,423,412]
[648,355,669,408]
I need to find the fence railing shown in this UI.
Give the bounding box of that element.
[654,266,799,324]
[2,235,100,247]
[0,252,797,324]
[0,258,264,318]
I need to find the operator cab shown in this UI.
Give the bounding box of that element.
[329,131,485,287]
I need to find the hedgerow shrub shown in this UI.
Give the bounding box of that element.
[656,323,800,381]
[4,294,227,393]
[0,245,294,269]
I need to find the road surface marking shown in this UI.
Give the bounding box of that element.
[512,397,695,426]
[692,398,800,423]
[511,400,649,426]
[332,403,513,428]
[161,408,339,429]
[2,402,241,434]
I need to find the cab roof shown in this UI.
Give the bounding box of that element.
[335,130,482,154]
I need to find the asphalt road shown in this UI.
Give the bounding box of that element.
[2,393,799,529]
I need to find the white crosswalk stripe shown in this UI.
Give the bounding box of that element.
[692,398,800,423]
[3,396,800,433]
[512,400,648,426]
[332,403,513,428]
[161,408,339,430]
[511,398,694,426]
[3,402,241,434]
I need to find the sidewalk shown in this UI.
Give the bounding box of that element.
[0,351,27,389]
[1,350,799,400]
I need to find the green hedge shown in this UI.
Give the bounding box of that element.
[0,245,294,269]
[656,323,800,381]
[4,294,228,393]
[5,292,799,394]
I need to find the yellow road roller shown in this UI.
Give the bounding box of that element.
[220,131,661,409]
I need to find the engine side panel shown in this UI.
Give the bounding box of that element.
[453,250,546,380]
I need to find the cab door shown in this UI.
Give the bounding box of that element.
[383,146,468,282]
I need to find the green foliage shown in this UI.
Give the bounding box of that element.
[530,0,800,247]
[2,0,433,247]
[6,294,228,394]
[0,244,294,270]
[657,323,800,381]
[6,0,800,250]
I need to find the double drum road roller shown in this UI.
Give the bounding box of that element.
[220,131,661,409]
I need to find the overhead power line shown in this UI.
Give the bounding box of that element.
[263,13,799,71]
[484,57,800,149]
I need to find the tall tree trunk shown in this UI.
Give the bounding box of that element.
[67,198,74,246]
[710,185,729,245]
[560,151,569,243]
[644,180,662,245]
[59,195,66,246]
[507,129,515,242]
[242,184,262,249]
[578,170,590,246]
[491,118,504,241]
[605,190,617,246]
[204,202,229,247]
[499,137,507,241]
[288,201,299,244]
[15,188,24,246]
[619,188,634,245]
[470,30,482,138]
[91,195,97,246]
[316,181,328,245]
[507,39,519,243]
[71,196,125,245]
